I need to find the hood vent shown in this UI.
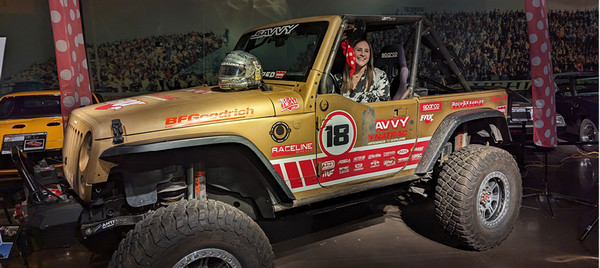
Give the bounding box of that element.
[47,122,61,127]
[12,124,25,129]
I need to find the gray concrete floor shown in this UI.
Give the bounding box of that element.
[1,144,598,267]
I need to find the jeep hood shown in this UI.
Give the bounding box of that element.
[72,88,276,140]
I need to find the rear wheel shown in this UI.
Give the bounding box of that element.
[435,145,522,250]
[578,118,598,152]
[109,199,274,267]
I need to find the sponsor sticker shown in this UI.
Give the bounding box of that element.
[95,98,147,111]
[353,163,364,171]
[143,93,180,101]
[491,96,508,102]
[369,130,408,142]
[278,96,300,112]
[381,51,398,59]
[250,24,299,39]
[339,166,350,174]
[178,89,215,94]
[338,159,351,165]
[383,158,396,167]
[321,160,335,171]
[397,149,410,155]
[375,117,410,131]
[420,114,434,124]
[165,107,254,127]
[420,102,442,112]
[451,99,485,109]
[497,105,507,115]
[353,155,366,162]
[271,142,313,157]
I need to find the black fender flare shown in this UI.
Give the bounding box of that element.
[415,108,511,175]
[100,135,296,214]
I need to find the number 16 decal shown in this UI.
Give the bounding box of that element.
[319,111,357,156]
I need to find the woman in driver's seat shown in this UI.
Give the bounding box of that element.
[334,39,390,103]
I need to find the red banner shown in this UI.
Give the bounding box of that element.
[524,0,557,147]
[48,0,92,125]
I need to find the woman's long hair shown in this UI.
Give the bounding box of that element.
[341,39,374,94]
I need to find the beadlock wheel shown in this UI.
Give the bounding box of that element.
[435,145,522,251]
[476,171,510,228]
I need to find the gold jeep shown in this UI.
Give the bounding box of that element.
[18,15,521,267]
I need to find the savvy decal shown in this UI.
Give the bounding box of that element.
[279,96,300,112]
[375,117,410,131]
[451,99,485,109]
[250,24,299,39]
[95,98,147,111]
[420,102,442,112]
[165,108,254,127]
[271,142,313,157]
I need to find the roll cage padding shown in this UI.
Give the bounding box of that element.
[414,108,511,175]
[100,135,296,207]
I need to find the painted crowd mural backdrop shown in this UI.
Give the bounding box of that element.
[1,0,598,102]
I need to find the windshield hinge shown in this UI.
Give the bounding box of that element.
[111,119,124,144]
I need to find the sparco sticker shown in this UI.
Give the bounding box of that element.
[420,102,442,112]
[250,24,299,39]
[319,111,357,156]
[95,98,147,111]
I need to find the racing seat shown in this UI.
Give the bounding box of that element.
[374,44,409,100]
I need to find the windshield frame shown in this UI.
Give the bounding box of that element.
[234,21,329,82]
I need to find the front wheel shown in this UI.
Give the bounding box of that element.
[109,199,274,267]
[435,145,522,251]
[579,118,598,152]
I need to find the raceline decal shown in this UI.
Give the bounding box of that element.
[420,114,434,124]
[177,89,215,94]
[143,93,180,101]
[497,105,507,115]
[270,137,432,193]
[451,99,485,109]
[271,142,313,157]
[264,71,287,79]
[95,98,147,111]
[420,101,442,112]
[491,96,508,102]
[250,24,299,39]
[319,111,357,157]
[278,96,300,112]
[164,108,254,128]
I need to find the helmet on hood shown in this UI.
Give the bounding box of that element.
[218,50,263,90]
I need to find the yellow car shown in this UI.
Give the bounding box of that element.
[0,90,99,175]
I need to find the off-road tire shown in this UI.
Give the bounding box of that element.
[109,199,274,267]
[578,118,598,152]
[434,145,521,251]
